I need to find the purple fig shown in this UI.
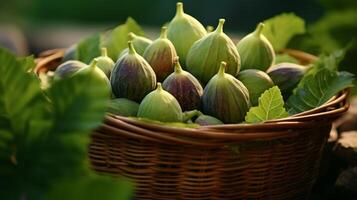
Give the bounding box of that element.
[144,26,177,82]
[202,61,250,123]
[110,41,156,102]
[54,60,86,81]
[267,62,307,98]
[162,58,203,111]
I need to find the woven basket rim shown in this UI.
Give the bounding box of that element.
[35,49,350,144]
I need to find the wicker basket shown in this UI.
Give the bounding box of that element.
[36,49,349,200]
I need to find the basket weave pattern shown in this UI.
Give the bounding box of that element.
[36,49,349,200]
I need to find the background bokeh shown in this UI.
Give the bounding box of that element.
[0,0,356,89]
[0,0,324,54]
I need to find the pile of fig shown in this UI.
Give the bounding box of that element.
[58,2,312,126]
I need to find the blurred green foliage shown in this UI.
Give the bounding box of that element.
[0,48,133,199]
[0,0,323,31]
[287,0,357,94]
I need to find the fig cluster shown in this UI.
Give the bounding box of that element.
[59,2,309,125]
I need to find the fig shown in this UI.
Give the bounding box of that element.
[167,2,207,66]
[162,57,203,111]
[137,83,183,122]
[54,60,86,81]
[195,112,223,126]
[74,59,111,94]
[267,62,307,98]
[236,23,275,71]
[206,25,214,33]
[237,69,274,106]
[92,47,115,78]
[143,27,177,82]
[107,98,139,117]
[61,44,77,62]
[202,62,250,123]
[186,19,240,84]
[110,41,156,102]
[118,32,153,58]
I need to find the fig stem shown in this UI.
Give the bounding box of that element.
[90,59,98,69]
[216,19,225,33]
[218,61,227,76]
[101,47,108,57]
[128,32,136,40]
[182,110,201,122]
[156,83,163,91]
[174,59,183,73]
[160,26,168,39]
[206,25,214,33]
[254,23,264,37]
[128,41,137,55]
[176,2,184,17]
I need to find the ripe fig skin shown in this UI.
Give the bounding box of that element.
[167,2,207,67]
[144,27,177,82]
[110,41,157,103]
[186,19,241,85]
[202,62,250,124]
[237,69,274,106]
[61,44,77,63]
[118,32,153,58]
[236,23,275,71]
[137,83,183,122]
[93,47,115,78]
[162,59,203,111]
[54,60,86,81]
[267,62,307,99]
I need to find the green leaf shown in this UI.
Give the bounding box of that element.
[47,175,134,200]
[286,68,354,114]
[245,86,289,123]
[0,48,45,133]
[17,55,36,71]
[76,33,102,64]
[262,13,306,51]
[0,47,133,199]
[48,70,110,135]
[274,53,299,64]
[103,17,145,60]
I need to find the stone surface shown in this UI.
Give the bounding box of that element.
[335,97,357,133]
[334,131,357,165]
[334,167,357,199]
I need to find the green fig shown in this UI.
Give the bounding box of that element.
[162,58,203,111]
[118,32,153,58]
[137,83,183,122]
[202,62,250,123]
[267,63,308,98]
[143,27,177,82]
[186,19,241,84]
[237,69,274,106]
[206,25,214,33]
[92,47,115,78]
[110,41,156,102]
[54,60,86,81]
[74,59,111,95]
[107,98,139,117]
[195,112,223,126]
[167,2,207,66]
[236,23,275,71]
